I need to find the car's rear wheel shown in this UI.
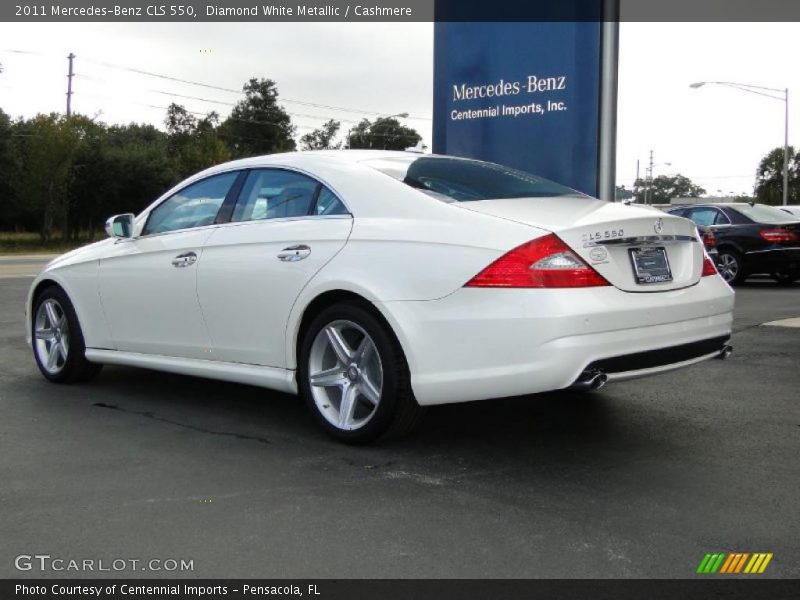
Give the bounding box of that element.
[771,271,800,285]
[716,250,745,285]
[32,286,102,383]
[299,302,424,444]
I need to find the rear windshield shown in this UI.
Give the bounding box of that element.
[733,204,799,223]
[363,156,586,202]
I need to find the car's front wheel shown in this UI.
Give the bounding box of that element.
[716,250,745,285]
[32,286,102,383]
[298,302,424,444]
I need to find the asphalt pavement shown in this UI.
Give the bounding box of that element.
[1,259,798,579]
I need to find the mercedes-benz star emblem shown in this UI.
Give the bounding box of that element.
[654,218,664,234]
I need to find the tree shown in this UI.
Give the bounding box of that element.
[300,119,341,150]
[347,117,421,150]
[632,174,705,204]
[103,123,174,214]
[0,108,16,231]
[165,103,230,179]
[615,185,633,201]
[9,114,81,242]
[755,146,800,205]
[220,78,296,157]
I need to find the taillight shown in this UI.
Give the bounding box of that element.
[701,254,718,277]
[759,227,798,243]
[465,234,610,288]
[702,229,716,248]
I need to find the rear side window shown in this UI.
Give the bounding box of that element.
[686,208,720,227]
[733,204,798,224]
[364,156,585,202]
[231,169,348,222]
[314,187,348,215]
[143,172,238,235]
[714,210,731,225]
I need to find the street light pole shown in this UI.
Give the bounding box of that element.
[690,81,790,205]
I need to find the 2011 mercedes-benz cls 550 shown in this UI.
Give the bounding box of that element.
[27,151,735,443]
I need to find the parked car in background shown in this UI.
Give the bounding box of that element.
[697,225,719,266]
[780,205,800,218]
[665,203,800,285]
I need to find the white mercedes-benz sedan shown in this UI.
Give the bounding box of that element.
[27,150,735,443]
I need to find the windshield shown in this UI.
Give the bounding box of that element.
[733,204,799,223]
[363,156,586,202]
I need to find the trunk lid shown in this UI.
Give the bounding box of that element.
[458,196,705,292]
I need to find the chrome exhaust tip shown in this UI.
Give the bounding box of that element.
[590,372,608,390]
[570,369,608,391]
[718,345,733,360]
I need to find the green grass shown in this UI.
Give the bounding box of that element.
[0,231,102,254]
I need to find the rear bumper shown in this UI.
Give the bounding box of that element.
[744,246,800,274]
[379,275,735,406]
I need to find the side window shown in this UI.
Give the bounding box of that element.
[232,169,319,222]
[143,172,238,236]
[313,187,348,216]
[687,208,717,227]
[714,210,731,225]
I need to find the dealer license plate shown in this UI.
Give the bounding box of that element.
[629,247,673,284]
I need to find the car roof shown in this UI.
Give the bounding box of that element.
[199,149,445,174]
[671,203,753,210]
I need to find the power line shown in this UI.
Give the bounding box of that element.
[145,88,362,124]
[76,91,317,131]
[75,75,373,130]
[73,73,393,129]
[3,49,433,125]
[3,51,426,144]
[82,56,432,120]
[0,49,42,55]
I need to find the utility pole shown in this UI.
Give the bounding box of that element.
[66,53,75,116]
[754,167,760,198]
[783,88,789,206]
[645,150,654,205]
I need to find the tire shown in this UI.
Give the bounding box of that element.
[716,249,745,285]
[298,301,424,444]
[771,271,800,285]
[32,286,102,383]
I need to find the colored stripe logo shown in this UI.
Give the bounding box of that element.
[696,552,773,574]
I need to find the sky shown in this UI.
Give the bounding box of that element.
[1,20,798,196]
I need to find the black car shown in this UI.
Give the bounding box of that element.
[666,203,800,285]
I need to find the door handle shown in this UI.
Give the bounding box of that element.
[277,244,311,262]
[172,252,198,268]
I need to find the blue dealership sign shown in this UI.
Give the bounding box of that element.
[433,20,607,197]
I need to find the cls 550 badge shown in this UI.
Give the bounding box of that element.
[582,228,624,243]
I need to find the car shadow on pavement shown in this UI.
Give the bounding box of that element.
[78,364,667,467]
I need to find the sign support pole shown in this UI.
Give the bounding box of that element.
[598,1,619,201]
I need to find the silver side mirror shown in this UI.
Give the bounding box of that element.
[105,213,135,239]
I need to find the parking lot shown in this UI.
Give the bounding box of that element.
[1,257,799,579]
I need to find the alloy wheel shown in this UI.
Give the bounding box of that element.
[34,299,70,375]
[717,253,739,283]
[307,319,383,431]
